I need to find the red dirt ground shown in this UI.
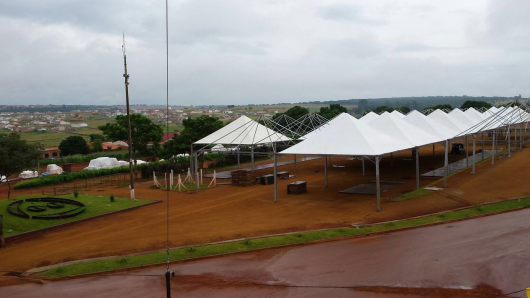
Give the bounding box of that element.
[0,139,528,287]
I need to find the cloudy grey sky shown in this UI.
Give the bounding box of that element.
[0,0,529,106]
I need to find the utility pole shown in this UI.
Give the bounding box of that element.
[122,34,135,200]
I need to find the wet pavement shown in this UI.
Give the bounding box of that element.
[2,208,530,297]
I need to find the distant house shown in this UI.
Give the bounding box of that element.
[102,142,128,151]
[42,147,61,159]
[71,123,88,128]
[163,132,179,142]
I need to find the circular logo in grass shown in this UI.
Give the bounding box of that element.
[8,198,85,220]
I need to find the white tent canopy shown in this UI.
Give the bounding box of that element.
[390,110,405,118]
[427,109,470,134]
[464,108,487,123]
[404,110,458,140]
[358,111,379,123]
[448,108,476,128]
[280,113,412,156]
[194,115,290,146]
[366,112,442,147]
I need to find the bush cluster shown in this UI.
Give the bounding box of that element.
[14,166,131,190]
[39,152,136,166]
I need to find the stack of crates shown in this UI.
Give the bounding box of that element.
[231,170,254,187]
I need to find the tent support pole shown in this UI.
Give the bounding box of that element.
[294,154,297,173]
[237,149,240,169]
[195,153,199,194]
[324,155,328,187]
[465,136,469,167]
[251,145,255,171]
[390,153,393,167]
[472,135,476,174]
[415,147,420,189]
[481,132,484,161]
[273,153,277,202]
[508,125,511,158]
[433,143,435,156]
[376,156,381,212]
[513,124,517,148]
[190,145,194,181]
[519,123,523,151]
[491,130,497,165]
[362,156,365,176]
[443,140,448,188]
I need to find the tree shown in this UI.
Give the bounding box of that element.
[426,104,452,111]
[59,136,90,156]
[163,116,224,166]
[0,133,43,199]
[373,106,393,114]
[318,104,348,119]
[99,114,164,161]
[396,106,411,114]
[89,134,106,142]
[272,106,309,125]
[460,100,492,110]
[92,139,103,152]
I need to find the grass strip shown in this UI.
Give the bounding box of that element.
[0,194,154,237]
[38,197,530,278]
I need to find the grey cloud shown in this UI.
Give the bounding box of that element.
[316,4,384,25]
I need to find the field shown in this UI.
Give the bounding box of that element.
[0,194,155,237]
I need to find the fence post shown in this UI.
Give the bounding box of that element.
[54,186,56,196]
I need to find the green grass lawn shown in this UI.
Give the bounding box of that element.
[0,194,154,237]
[38,196,530,278]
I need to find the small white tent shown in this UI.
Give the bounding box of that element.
[19,170,38,179]
[46,164,64,175]
[84,157,121,171]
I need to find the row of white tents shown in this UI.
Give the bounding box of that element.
[190,103,530,211]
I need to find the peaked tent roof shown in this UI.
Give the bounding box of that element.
[464,108,487,123]
[358,111,379,123]
[403,110,458,140]
[366,112,442,147]
[448,108,477,127]
[279,113,412,156]
[427,109,470,134]
[390,110,405,118]
[194,115,290,146]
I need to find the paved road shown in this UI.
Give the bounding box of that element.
[3,209,530,298]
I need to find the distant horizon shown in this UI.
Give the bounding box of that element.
[0,94,526,108]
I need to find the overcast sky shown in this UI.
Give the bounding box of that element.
[0,0,529,106]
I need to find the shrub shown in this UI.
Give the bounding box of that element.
[244,238,252,246]
[14,166,131,190]
[110,195,115,202]
[73,190,79,198]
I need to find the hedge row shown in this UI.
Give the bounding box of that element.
[14,166,131,190]
[39,152,132,166]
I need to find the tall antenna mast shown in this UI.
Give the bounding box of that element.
[164,0,173,297]
[122,33,135,201]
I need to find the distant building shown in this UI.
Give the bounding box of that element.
[42,147,61,159]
